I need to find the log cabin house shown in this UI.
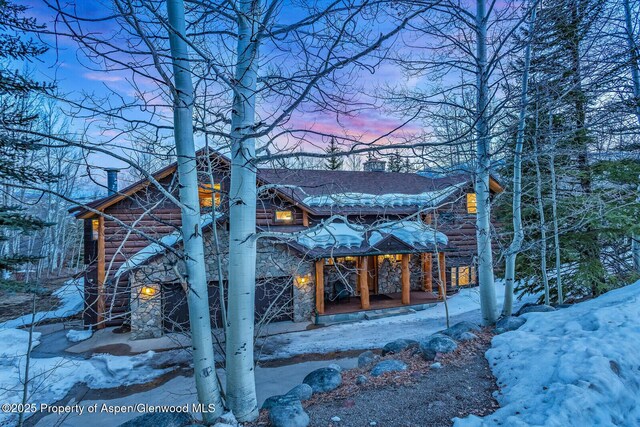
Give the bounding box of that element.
[70,151,503,339]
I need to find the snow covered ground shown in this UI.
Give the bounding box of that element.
[259,281,537,360]
[0,278,84,329]
[0,327,170,426]
[455,280,640,427]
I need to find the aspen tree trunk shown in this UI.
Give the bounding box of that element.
[549,150,563,303]
[475,0,497,324]
[624,0,640,272]
[533,133,550,305]
[225,0,260,420]
[503,3,537,316]
[166,0,224,422]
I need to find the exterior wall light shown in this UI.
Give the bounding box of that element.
[141,286,157,297]
[295,274,311,288]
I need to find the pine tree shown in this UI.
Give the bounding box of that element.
[324,138,343,170]
[387,150,403,172]
[0,0,56,289]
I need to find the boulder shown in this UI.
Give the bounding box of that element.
[268,400,310,427]
[357,350,377,368]
[441,321,481,340]
[494,316,526,334]
[286,383,313,402]
[381,339,418,356]
[262,394,300,410]
[370,359,407,377]
[420,334,458,354]
[457,332,478,342]
[419,346,436,361]
[327,363,343,373]
[517,304,555,315]
[303,367,342,393]
[119,412,193,427]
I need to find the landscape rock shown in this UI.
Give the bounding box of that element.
[517,304,556,315]
[419,346,437,361]
[457,332,478,342]
[430,362,442,369]
[441,321,481,340]
[357,350,377,368]
[356,374,368,385]
[331,416,342,422]
[118,412,194,427]
[303,367,342,393]
[268,400,310,427]
[381,338,418,355]
[262,394,300,410]
[420,334,458,354]
[327,363,343,372]
[286,383,313,401]
[495,316,526,334]
[370,359,407,377]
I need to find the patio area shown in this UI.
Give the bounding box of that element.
[323,290,441,315]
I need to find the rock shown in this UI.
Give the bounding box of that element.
[269,400,310,427]
[357,350,377,368]
[419,345,436,361]
[213,412,238,427]
[517,304,556,315]
[331,416,342,422]
[370,422,377,426]
[286,383,313,401]
[420,334,458,354]
[303,367,342,393]
[327,363,343,372]
[441,321,481,340]
[494,316,526,334]
[356,374,368,385]
[262,394,300,410]
[370,359,407,377]
[457,332,478,342]
[430,362,442,369]
[381,338,418,356]
[118,412,194,427]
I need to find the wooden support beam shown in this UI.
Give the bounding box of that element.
[422,253,433,292]
[302,210,309,227]
[438,252,446,298]
[315,259,325,315]
[96,216,106,329]
[401,254,411,305]
[358,257,370,309]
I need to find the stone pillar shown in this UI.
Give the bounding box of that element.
[130,280,163,340]
[293,266,315,322]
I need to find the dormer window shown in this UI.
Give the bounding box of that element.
[466,193,477,214]
[275,210,294,223]
[199,183,221,208]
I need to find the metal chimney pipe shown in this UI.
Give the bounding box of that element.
[105,168,121,196]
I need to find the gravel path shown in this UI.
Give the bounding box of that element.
[304,344,498,426]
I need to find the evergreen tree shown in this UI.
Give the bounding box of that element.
[0,0,56,289]
[324,138,343,170]
[387,150,403,172]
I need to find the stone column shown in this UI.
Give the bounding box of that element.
[130,279,163,339]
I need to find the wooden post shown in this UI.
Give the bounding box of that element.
[401,254,411,305]
[302,211,309,227]
[438,252,446,298]
[422,253,433,292]
[315,259,325,315]
[359,257,370,309]
[96,216,106,329]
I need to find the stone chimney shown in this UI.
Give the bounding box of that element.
[363,159,386,172]
[105,168,121,196]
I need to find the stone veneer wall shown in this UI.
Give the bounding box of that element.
[377,255,425,294]
[130,280,163,339]
[130,226,314,338]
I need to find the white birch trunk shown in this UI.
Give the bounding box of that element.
[166,0,224,422]
[475,0,497,324]
[225,0,260,420]
[503,3,537,317]
[624,0,640,272]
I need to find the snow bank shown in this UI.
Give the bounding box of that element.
[296,219,365,249]
[369,220,448,247]
[0,327,169,426]
[303,184,465,208]
[0,278,84,329]
[455,281,640,427]
[66,328,93,343]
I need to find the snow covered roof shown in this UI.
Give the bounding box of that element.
[113,212,223,280]
[291,217,447,257]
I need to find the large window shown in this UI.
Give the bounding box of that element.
[199,183,221,208]
[451,265,476,287]
[466,193,477,214]
[275,210,294,223]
